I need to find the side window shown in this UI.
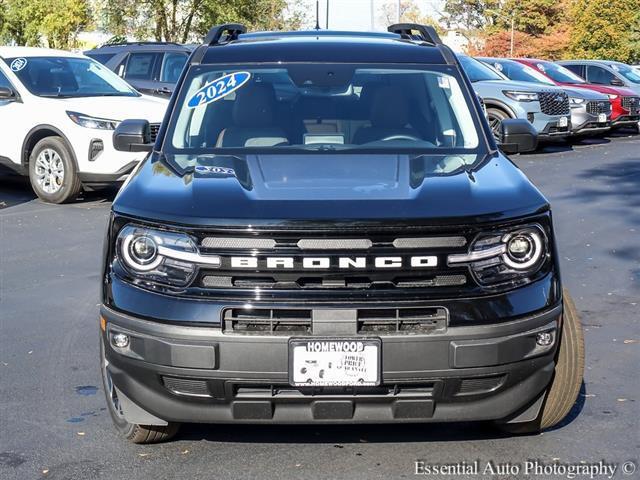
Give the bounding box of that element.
[563,64,583,78]
[124,53,161,81]
[0,69,13,89]
[160,53,188,83]
[587,66,616,85]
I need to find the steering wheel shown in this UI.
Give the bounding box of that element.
[379,134,422,142]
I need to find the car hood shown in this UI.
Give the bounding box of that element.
[561,86,609,100]
[558,82,637,97]
[473,79,564,93]
[50,95,168,122]
[113,153,548,227]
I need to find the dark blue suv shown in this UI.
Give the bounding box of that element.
[100,24,584,443]
[85,42,194,98]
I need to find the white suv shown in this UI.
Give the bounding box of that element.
[0,47,168,203]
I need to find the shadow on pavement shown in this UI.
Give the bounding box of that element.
[177,420,536,444]
[0,173,118,210]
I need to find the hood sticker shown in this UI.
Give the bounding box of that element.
[10,58,27,72]
[194,165,236,177]
[187,71,251,109]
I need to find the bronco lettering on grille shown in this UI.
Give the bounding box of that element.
[227,256,438,269]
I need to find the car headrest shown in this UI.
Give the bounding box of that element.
[370,86,410,128]
[232,83,277,127]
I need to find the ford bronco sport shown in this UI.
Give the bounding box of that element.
[100,24,585,443]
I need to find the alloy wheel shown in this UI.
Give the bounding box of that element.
[34,148,65,194]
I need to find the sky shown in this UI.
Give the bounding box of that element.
[295,0,444,32]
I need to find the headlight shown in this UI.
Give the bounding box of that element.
[569,97,586,106]
[503,90,538,102]
[448,224,548,286]
[607,94,618,100]
[116,225,220,287]
[67,111,119,130]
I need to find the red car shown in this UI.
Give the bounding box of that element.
[514,58,640,129]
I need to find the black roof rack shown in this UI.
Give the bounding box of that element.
[388,23,442,45]
[203,23,247,46]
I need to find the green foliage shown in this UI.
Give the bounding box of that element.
[498,0,564,36]
[0,0,90,48]
[568,0,640,62]
[95,0,308,44]
[443,0,500,31]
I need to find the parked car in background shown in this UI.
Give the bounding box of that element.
[84,42,194,98]
[558,60,640,96]
[514,59,640,131]
[0,47,167,203]
[478,57,611,136]
[457,55,571,141]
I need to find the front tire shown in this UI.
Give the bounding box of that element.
[486,107,510,141]
[496,289,585,434]
[100,340,180,444]
[28,136,82,204]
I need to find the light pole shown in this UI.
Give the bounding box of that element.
[486,9,517,56]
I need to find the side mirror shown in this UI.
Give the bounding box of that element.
[113,119,153,152]
[610,77,625,87]
[498,118,538,154]
[0,86,17,101]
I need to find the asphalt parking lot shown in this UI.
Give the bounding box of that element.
[1,132,639,480]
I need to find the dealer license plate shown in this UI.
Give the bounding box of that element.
[558,116,568,127]
[289,338,381,387]
[598,113,607,123]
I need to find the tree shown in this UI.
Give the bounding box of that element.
[497,0,564,36]
[0,0,90,47]
[568,0,640,63]
[379,0,443,34]
[442,0,500,31]
[97,0,307,44]
[474,25,570,59]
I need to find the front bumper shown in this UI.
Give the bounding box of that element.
[611,113,640,127]
[570,108,611,135]
[101,302,561,425]
[535,116,571,138]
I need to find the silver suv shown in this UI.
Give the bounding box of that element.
[458,55,571,140]
[478,57,611,136]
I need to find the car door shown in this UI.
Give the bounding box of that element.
[121,52,163,95]
[154,52,189,98]
[0,65,27,169]
[586,65,625,87]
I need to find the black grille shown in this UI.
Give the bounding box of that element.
[456,375,506,395]
[224,308,312,334]
[586,100,611,115]
[223,306,448,335]
[356,307,447,334]
[149,123,160,142]
[621,96,640,113]
[163,377,211,397]
[196,231,471,299]
[538,91,570,115]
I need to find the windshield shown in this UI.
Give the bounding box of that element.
[535,62,585,84]
[457,56,506,82]
[483,59,555,86]
[610,64,640,84]
[4,56,138,98]
[166,64,483,165]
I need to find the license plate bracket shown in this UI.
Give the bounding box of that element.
[288,338,381,387]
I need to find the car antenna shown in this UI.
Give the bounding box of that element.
[315,0,321,30]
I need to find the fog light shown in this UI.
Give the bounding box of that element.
[112,333,130,349]
[536,331,553,347]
